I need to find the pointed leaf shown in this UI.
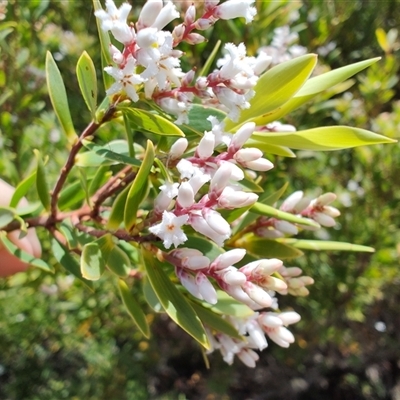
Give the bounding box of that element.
[33,150,50,211]
[250,202,320,228]
[189,300,243,340]
[46,51,75,142]
[0,207,15,228]
[142,249,210,349]
[251,126,396,152]
[122,107,185,137]
[80,242,105,280]
[236,237,304,259]
[143,278,164,313]
[252,57,381,125]
[9,171,36,208]
[118,279,150,338]
[106,184,131,230]
[106,245,131,277]
[51,238,93,289]
[278,239,375,252]
[58,181,86,210]
[124,140,154,231]
[0,232,54,273]
[76,51,97,117]
[225,54,318,130]
[245,141,296,158]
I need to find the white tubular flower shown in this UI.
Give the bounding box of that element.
[243,157,274,172]
[104,56,143,102]
[218,186,258,209]
[196,272,218,304]
[152,1,180,30]
[188,170,210,195]
[136,0,163,30]
[240,258,283,279]
[245,319,268,351]
[177,182,195,208]
[177,159,195,179]
[214,0,257,23]
[197,131,216,159]
[234,148,263,163]
[169,138,188,160]
[213,86,251,122]
[95,0,135,44]
[217,266,247,285]
[177,268,202,299]
[149,211,188,249]
[274,220,298,236]
[242,281,273,308]
[259,312,297,348]
[211,248,246,271]
[209,161,234,198]
[230,122,256,151]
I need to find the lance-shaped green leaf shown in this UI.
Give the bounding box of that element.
[199,40,221,76]
[88,165,112,196]
[251,126,396,152]
[76,51,97,118]
[10,171,36,208]
[51,238,93,289]
[80,140,142,167]
[252,57,381,126]
[58,181,87,210]
[236,237,304,259]
[124,140,154,231]
[189,300,243,340]
[278,239,375,252]
[142,248,210,349]
[0,207,15,228]
[33,150,50,211]
[106,184,131,230]
[0,232,54,273]
[118,279,150,338]
[250,202,320,228]
[80,242,105,281]
[46,51,75,142]
[122,107,185,137]
[143,278,164,313]
[225,54,317,130]
[245,141,296,158]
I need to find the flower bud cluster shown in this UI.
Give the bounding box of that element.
[256,190,341,238]
[95,0,266,124]
[206,310,301,367]
[149,120,273,248]
[278,265,314,297]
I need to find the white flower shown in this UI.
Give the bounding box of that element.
[104,56,143,101]
[149,211,188,249]
[94,0,135,44]
[214,0,257,24]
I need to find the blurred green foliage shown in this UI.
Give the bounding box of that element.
[1,0,400,399]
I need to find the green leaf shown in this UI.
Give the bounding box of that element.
[252,57,381,125]
[251,126,396,152]
[250,202,320,228]
[58,181,86,211]
[189,300,243,340]
[88,165,112,196]
[51,238,93,289]
[0,207,15,228]
[278,239,375,253]
[0,232,54,273]
[199,40,221,77]
[184,236,224,261]
[33,150,50,211]
[236,237,304,259]
[106,184,131,230]
[80,140,142,167]
[122,107,185,137]
[207,290,254,318]
[9,171,36,208]
[245,141,296,158]
[124,140,154,231]
[142,248,210,349]
[118,279,150,338]
[76,51,97,117]
[45,51,76,142]
[80,242,105,281]
[143,278,164,313]
[225,54,318,130]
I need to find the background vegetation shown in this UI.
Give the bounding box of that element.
[0,0,399,398]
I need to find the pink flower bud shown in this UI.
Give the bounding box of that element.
[278,311,301,325]
[202,209,231,236]
[218,267,247,285]
[189,214,229,246]
[259,313,283,328]
[242,258,283,278]
[238,348,259,368]
[218,187,258,209]
[315,192,336,206]
[185,33,206,45]
[172,23,185,42]
[274,220,298,235]
[177,269,202,299]
[152,1,180,30]
[243,158,274,172]
[324,206,341,218]
[205,0,220,11]
[196,131,215,159]
[196,272,217,304]
[234,148,263,163]
[169,138,188,160]
[211,248,246,271]
[242,282,273,308]
[210,162,233,197]
[313,212,336,227]
[178,182,195,208]
[280,191,304,212]
[230,122,256,151]
[195,18,214,30]
[182,69,196,87]
[109,44,124,64]
[184,4,196,24]
[183,256,210,271]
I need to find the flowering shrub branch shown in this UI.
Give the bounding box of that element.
[0,0,396,368]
